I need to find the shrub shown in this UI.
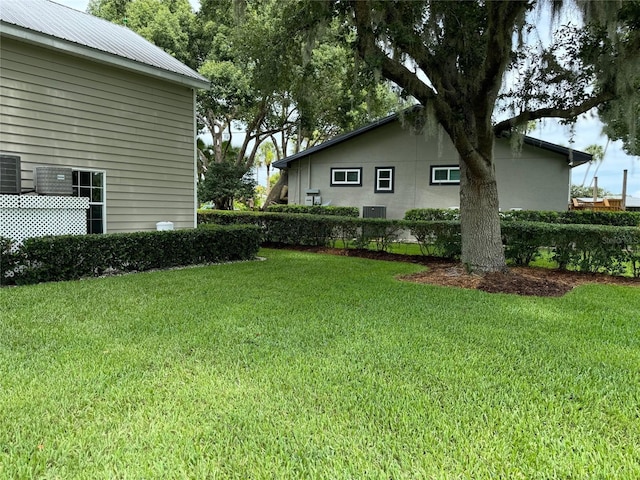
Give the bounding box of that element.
[501,222,640,275]
[404,208,460,221]
[265,204,359,217]
[13,226,261,285]
[407,221,461,259]
[356,219,406,251]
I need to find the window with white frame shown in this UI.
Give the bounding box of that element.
[430,165,460,185]
[375,167,394,193]
[72,170,105,234]
[331,168,362,186]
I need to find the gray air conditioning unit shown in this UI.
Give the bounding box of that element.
[0,155,21,194]
[363,205,386,219]
[34,166,73,196]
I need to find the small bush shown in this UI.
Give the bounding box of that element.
[12,226,261,286]
[407,221,461,259]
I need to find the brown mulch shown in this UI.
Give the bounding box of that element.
[272,244,640,297]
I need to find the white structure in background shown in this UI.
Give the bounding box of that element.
[0,195,89,245]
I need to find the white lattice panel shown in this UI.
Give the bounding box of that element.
[0,195,89,245]
[18,195,89,209]
[0,195,20,208]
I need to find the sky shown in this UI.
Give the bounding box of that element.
[54,0,639,198]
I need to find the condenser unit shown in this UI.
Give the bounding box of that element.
[0,155,21,194]
[362,205,386,219]
[34,166,73,196]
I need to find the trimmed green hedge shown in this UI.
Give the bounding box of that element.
[265,204,360,217]
[406,208,640,226]
[502,209,640,226]
[200,211,640,276]
[501,222,640,275]
[404,208,460,221]
[3,225,261,286]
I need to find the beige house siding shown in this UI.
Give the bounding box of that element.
[286,121,570,219]
[0,38,196,232]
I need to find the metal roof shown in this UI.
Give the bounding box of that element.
[0,0,209,89]
[272,109,592,169]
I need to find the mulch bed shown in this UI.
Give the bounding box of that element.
[270,244,640,297]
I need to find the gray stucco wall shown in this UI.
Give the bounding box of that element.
[0,38,197,232]
[286,121,570,219]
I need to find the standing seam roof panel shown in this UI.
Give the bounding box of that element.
[0,0,207,84]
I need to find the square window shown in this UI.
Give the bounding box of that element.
[375,167,394,193]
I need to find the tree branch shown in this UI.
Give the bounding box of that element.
[493,91,616,135]
[351,0,437,105]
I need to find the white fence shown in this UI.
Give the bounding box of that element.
[0,195,89,245]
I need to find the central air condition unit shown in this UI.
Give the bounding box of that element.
[363,205,386,219]
[34,166,73,196]
[0,155,21,194]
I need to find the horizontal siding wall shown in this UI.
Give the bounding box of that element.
[0,38,196,232]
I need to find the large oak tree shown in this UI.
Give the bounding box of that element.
[282,0,639,272]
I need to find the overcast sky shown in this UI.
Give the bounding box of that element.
[52,0,638,197]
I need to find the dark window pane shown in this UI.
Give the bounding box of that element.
[80,187,91,198]
[90,205,103,219]
[434,169,447,181]
[92,172,103,188]
[72,186,79,196]
[450,169,461,181]
[72,171,79,184]
[379,180,390,189]
[90,219,103,234]
[379,170,390,179]
[346,171,359,182]
[91,187,103,203]
[334,171,345,182]
[80,171,91,186]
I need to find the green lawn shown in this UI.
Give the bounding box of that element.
[1,248,639,478]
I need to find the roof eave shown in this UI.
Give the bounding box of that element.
[522,136,592,168]
[1,22,210,90]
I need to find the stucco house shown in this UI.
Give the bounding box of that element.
[0,0,209,236]
[272,110,592,219]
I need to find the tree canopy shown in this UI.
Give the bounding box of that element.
[277,0,640,272]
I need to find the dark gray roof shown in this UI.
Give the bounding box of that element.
[0,0,209,89]
[272,109,592,169]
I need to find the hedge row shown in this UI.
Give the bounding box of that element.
[0,225,261,286]
[199,211,640,276]
[264,204,360,217]
[406,208,640,226]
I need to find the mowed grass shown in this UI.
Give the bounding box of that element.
[1,249,639,479]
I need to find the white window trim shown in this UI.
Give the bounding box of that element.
[331,168,362,186]
[375,167,394,193]
[431,166,460,185]
[72,168,107,234]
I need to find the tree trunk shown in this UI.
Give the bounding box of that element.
[459,160,506,273]
[262,169,288,209]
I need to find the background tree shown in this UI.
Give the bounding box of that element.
[278,0,639,272]
[197,143,256,209]
[570,184,611,198]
